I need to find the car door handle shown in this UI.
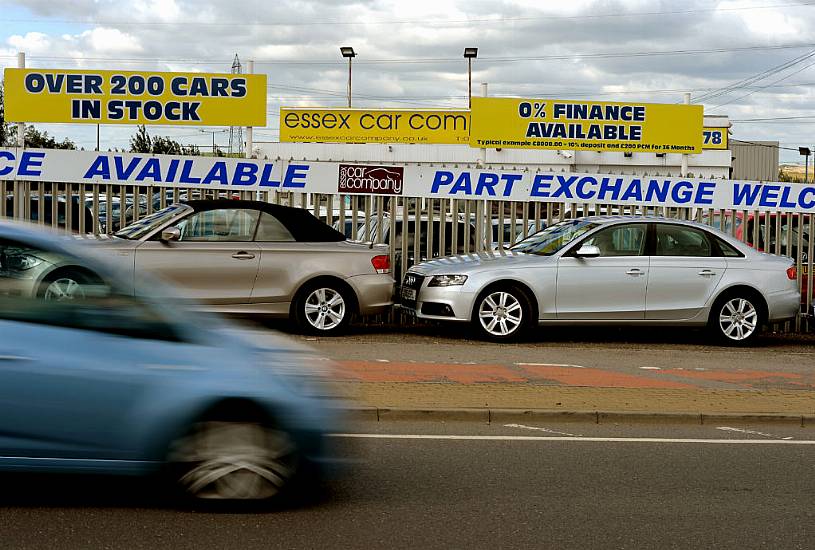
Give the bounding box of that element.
[231,251,256,260]
[698,270,716,277]
[626,269,645,276]
[0,354,33,362]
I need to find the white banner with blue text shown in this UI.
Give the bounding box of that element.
[1,148,813,213]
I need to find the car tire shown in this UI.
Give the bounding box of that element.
[39,270,93,301]
[471,284,533,342]
[168,419,299,505]
[294,281,353,336]
[708,292,764,346]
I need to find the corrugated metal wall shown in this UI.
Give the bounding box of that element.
[731,141,779,181]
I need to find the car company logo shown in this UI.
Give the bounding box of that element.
[404,274,417,286]
[338,164,404,195]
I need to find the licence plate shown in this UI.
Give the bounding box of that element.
[401,287,417,301]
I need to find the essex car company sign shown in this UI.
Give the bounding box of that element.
[2,149,813,213]
[338,164,404,195]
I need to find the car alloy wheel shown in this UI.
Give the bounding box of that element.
[43,277,86,301]
[718,297,758,342]
[304,287,346,331]
[478,291,523,337]
[171,421,297,501]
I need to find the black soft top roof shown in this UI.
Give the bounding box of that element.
[183,199,345,242]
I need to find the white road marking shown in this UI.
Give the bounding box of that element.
[639,366,661,370]
[376,359,390,363]
[514,363,585,368]
[329,434,815,445]
[716,426,794,440]
[504,423,583,437]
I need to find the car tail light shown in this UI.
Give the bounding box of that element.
[787,266,797,280]
[371,255,390,274]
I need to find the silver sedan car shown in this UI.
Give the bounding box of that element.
[8,199,394,335]
[401,216,801,345]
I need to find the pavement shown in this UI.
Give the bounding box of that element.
[278,324,815,420]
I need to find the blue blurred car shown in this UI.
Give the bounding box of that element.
[0,220,344,503]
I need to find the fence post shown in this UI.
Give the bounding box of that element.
[13,52,26,221]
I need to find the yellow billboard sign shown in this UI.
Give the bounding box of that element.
[702,127,729,150]
[3,68,267,126]
[470,97,703,154]
[280,108,470,144]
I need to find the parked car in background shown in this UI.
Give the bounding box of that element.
[28,200,394,335]
[402,216,801,344]
[0,220,344,503]
[5,194,95,233]
[341,213,480,275]
[705,210,812,308]
[488,219,547,250]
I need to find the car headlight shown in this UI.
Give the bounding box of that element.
[428,274,468,287]
[5,254,43,271]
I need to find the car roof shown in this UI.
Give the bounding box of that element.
[183,199,346,242]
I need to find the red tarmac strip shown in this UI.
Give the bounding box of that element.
[334,360,815,390]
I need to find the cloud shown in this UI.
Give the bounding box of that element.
[81,27,143,54]
[2,0,815,159]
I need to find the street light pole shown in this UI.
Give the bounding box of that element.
[340,47,356,108]
[201,129,227,155]
[463,48,478,108]
[800,147,811,183]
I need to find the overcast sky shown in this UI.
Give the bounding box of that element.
[2,0,815,162]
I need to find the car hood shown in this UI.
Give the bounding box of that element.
[409,250,553,275]
[72,234,141,250]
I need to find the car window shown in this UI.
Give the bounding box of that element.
[716,237,744,258]
[176,208,260,242]
[580,224,646,257]
[655,224,714,257]
[0,238,182,342]
[116,204,189,240]
[512,219,600,256]
[255,212,295,242]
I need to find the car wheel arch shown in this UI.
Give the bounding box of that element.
[470,278,539,322]
[36,264,103,296]
[289,275,360,318]
[708,284,769,324]
[152,397,277,462]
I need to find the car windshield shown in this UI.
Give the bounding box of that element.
[114,204,189,240]
[510,219,600,256]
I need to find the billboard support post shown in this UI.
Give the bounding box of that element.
[15,52,25,147]
[14,52,25,221]
[681,92,691,177]
[479,83,488,168]
[246,59,254,160]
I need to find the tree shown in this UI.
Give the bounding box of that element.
[24,126,76,149]
[0,81,11,146]
[129,125,152,153]
[129,125,201,155]
[151,135,182,155]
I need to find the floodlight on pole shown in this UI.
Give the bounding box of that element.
[463,47,478,108]
[800,147,812,183]
[340,46,356,108]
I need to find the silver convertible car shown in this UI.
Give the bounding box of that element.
[401,216,801,344]
[13,199,394,335]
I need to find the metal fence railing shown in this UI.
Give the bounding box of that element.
[2,180,813,332]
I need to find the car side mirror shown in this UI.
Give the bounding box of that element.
[575,244,601,258]
[160,226,181,243]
